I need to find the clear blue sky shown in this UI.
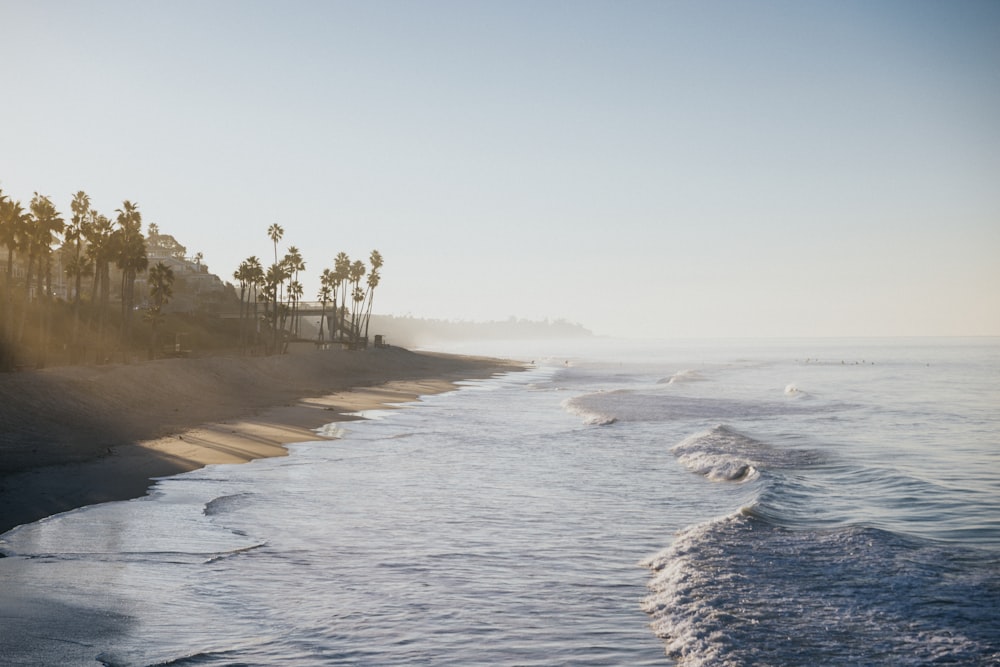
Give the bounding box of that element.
[2,0,998,338]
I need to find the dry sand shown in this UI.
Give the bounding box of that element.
[0,346,522,534]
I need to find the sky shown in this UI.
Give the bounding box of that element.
[1,0,998,339]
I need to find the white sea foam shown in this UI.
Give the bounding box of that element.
[670,425,769,483]
[657,369,704,384]
[313,422,347,438]
[641,511,1000,666]
[561,394,618,425]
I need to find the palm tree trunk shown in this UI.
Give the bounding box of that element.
[252,285,259,354]
[237,283,246,354]
[97,262,110,364]
[2,247,15,369]
[363,287,375,340]
[71,244,83,362]
[121,270,134,363]
[36,254,51,368]
[17,252,35,344]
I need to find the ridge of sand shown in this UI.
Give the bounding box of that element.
[0,347,522,534]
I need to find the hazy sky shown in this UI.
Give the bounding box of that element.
[2,0,998,338]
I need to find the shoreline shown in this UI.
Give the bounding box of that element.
[0,348,523,535]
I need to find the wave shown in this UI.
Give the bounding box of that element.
[203,493,254,517]
[561,394,619,425]
[313,423,347,438]
[670,425,820,483]
[565,388,822,427]
[657,369,704,384]
[641,511,1000,666]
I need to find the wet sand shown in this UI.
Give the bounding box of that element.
[0,347,522,534]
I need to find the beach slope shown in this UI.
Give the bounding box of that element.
[0,347,521,534]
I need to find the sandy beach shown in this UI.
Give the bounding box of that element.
[0,347,522,534]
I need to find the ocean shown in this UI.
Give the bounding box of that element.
[1,338,998,666]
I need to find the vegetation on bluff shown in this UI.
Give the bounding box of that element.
[232,224,383,355]
[0,185,383,370]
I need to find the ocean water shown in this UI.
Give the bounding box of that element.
[1,338,998,666]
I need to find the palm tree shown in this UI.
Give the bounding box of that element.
[114,200,148,363]
[84,213,115,363]
[283,246,305,336]
[333,251,351,341]
[362,250,384,340]
[265,225,286,348]
[26,193,65,366]
[0,192,29,369]
[245,255,264,353]
[66,191,93,360]
[145,261,174,359]
[267,223,283,267]
[18,197,44,341]
[264,261,287,354]
[0,191,27,295]
[233,260,250,353]
[0,193,29,368]
[317,267,334,343]
[348,259,366,344]
[286,279,303,343]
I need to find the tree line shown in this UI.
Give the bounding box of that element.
[1,186,385,369]
[0,188,177,369]
[232,223,383,355]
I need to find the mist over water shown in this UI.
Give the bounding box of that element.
[2,338,998,665]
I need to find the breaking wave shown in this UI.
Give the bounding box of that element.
[670,425,820,483]
[657,369,704,384]
[641,511,1000,666]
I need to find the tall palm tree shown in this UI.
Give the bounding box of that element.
[233,260,250,353]
[362,250,384,340]
[0,194,29,368]
[0,190,9,365]
[348,259,366,344]
[18,197,44,340]
[317,267,334,343]
[333,251,351,341]
[84,213,115,363]
[286,279,303,342]
[283,246,305,336]
[66,191,93,360]
[115,200,148,363]
[264,261,287,354]
[145,261,174,359]
[267,223,283,266]
[26,193,65,366]
[0,191,27,294]
[0,192,29,369]
[265,225,286,344]
[245,255,264,353]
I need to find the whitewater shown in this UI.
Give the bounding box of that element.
[2,338,998,665]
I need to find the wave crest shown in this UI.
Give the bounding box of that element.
[561,394,618,425]
[641,512,1000,665]
[670,425,768,483]
[671,425,823,483]
[657,369,704,384]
